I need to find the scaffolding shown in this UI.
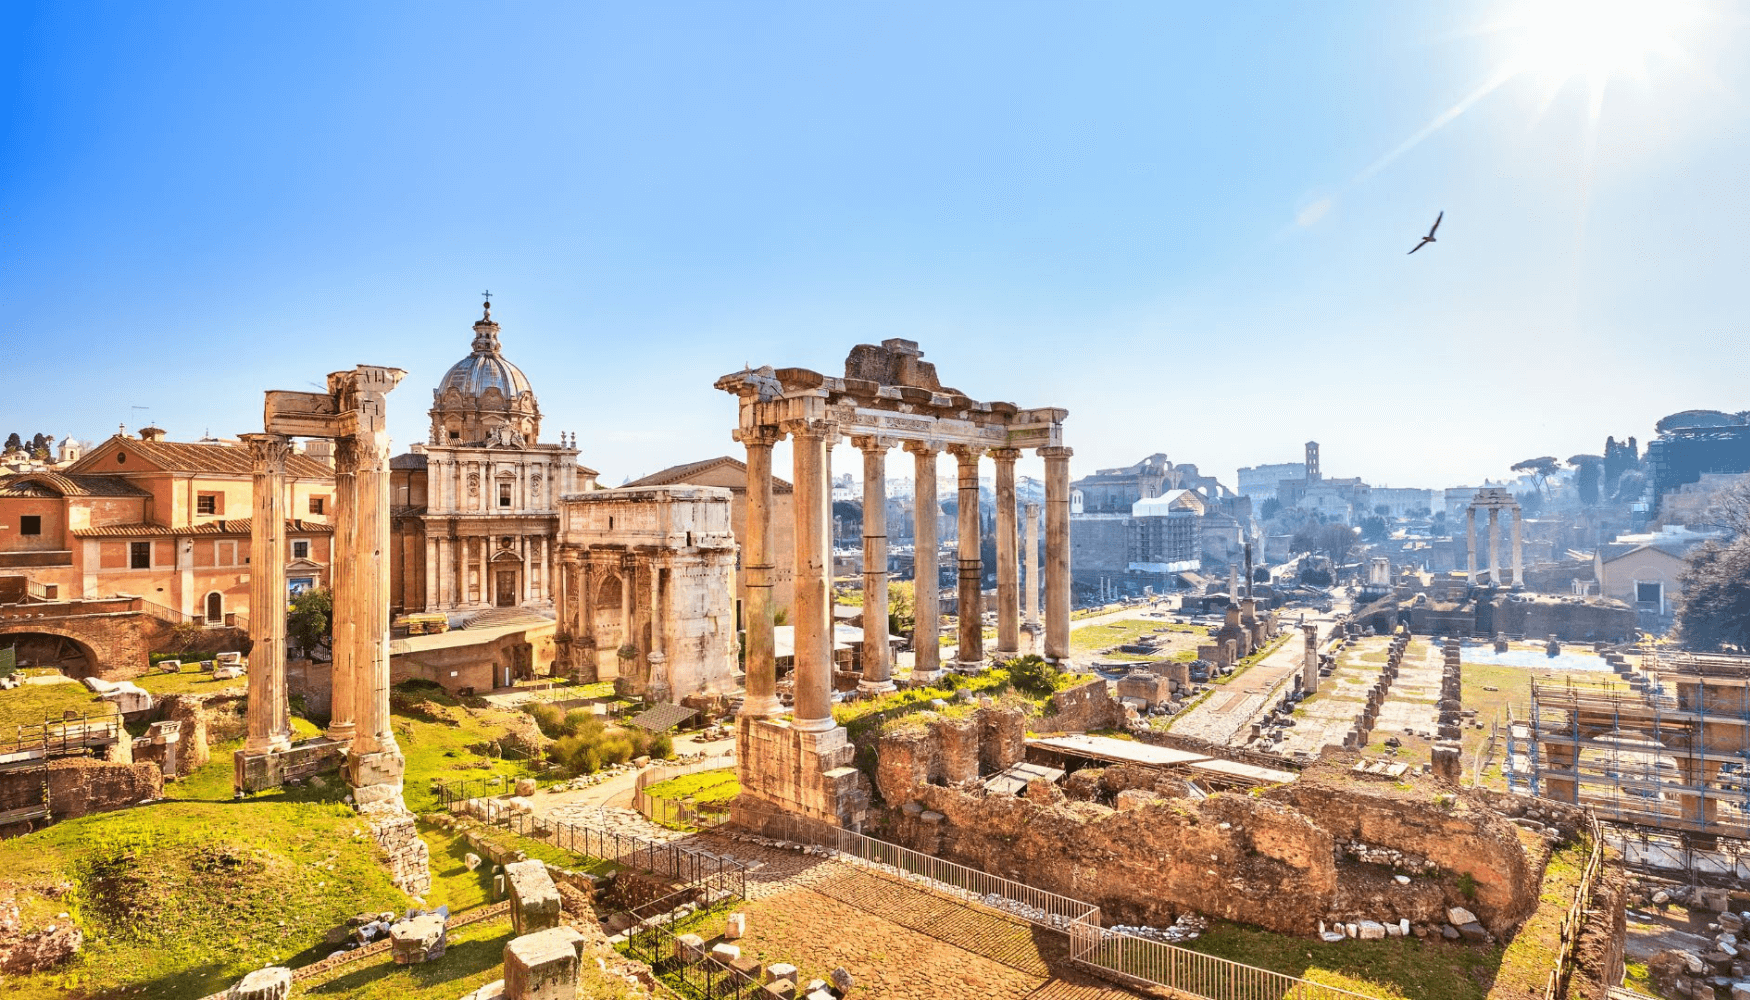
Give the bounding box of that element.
[1530,651,1750,883]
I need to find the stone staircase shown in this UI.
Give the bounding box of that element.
[461,607,554,630]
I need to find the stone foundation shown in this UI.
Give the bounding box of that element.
[360,798,432,897]
[732,716,871,830]
[233,737,347,794]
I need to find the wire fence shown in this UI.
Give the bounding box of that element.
[631,757,737,831]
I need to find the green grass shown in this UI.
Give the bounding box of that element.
[0,678,115,734]
[1070,619,1205,654]
[643,768,739,806]
[0,800,405,1000]
[1490,834,1593,996]
[1186,921,1502,1000]
[289,915,517,999]
[390,682,544,814]
[133,662,249,697]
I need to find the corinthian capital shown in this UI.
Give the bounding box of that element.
[240,433,294,472]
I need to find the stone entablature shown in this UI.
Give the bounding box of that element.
[719,338,1069,829]
[554,486,738,702]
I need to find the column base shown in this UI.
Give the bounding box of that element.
[792,714,838,733]
[243,732,293,756]
[856,679,897,696]
[955,659,987,674]
[739,694,785,719]
[325,721,357,745]
[908,668,944,687]
[733,716,870,830]
[347,748,407,806]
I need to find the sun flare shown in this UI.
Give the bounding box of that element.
[1497,0,1691,89]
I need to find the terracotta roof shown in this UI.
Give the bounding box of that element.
[71,518,334,538]
[390,453,429,470]
[624,456,793,494]
[67,436,333,479]
[0,473,151,498]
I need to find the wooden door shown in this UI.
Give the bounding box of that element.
[495,570,517,607]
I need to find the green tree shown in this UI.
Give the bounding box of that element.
[1677,540,1750,652]
[286,587,334,659]
[1568,455,1602,505]
[1359,515,1388,542]
[1259,497,1283,521]
[1511,456,1561,500]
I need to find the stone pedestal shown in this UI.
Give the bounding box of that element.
[506,859,562,935]
[734,716,870,829]
[503,927,585,1000]
[390,914,447,964]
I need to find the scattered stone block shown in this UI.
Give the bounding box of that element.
[516,777,537,797]
[725,912,747,939]
[767,962,799,983]
[1393,875,1410,885]
[731,955,763,981]
[1441,924,1460,940]
[1457,922,1489,943]
[506,860,561,935]
[710,943,742,966]
[1447,906,1478,926]
[1357,921,1386,940]
[504,928,582,1000]
[674,934,707,963]
[1320,931,1346,943]
[465,853,484,871]
[228,966,291,1000]
[831,967,854,992]
[389,914,447,964]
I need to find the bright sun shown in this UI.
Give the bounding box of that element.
[1497,0,1691,89]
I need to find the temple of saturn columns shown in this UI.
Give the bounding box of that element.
[234,363,430,894]
[717,338,1068,828]
[1465,487,1524,588]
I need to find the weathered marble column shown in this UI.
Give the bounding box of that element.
[1024,501,1041,627]
[992,448,1020,658]
[1040,446,1073,663]
[950,445,984,669]
[1511,507,1524,589]
[786,416,836,731]
[1302,622,1320,694]
[646,562,668,701]
[854,436,895,693]
[327,436,358,744]
[1466,507,1478,585]
[907,442,942,682]
[423,536,437,613]
[242,433,293,755]
[1487,507,1501,588]
[738,426,783,717]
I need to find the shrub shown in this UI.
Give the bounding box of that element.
[1006,655,1060,697]
[598,733,635,765]
[527,703,565,738]
[648,733,674,759]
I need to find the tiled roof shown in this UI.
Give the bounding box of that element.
[390,453,429,470]
[625,456,793,494]
[71,518,334,538]
[68,436,333,479]
[0,473,151,498]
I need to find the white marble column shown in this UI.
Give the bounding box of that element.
[907,442,942,682]
[1487,507,1501,588]
[1511,507,1524,589]
[423,535,438,612]
[738,426,783,717]
[478,536,489,606]
[1024,501,1041,627]
[854,436,895,693]
[1466,507,1478,585]
[241,433,293,755]
[647,561,667,700]
[993,448,1020,657]
[950,445,984,669]
[1040,446,1073,663]
[785,416,836,731]
[327,436,358,744]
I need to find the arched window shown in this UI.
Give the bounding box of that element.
[205,591,223,625]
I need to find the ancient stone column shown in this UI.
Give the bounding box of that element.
[1487,507,1501,588]
[1024,501,1041,627]
[785,416,836,732]
[737,426,783,717]
[950,445,984,669]
[907,442,942,682]
[423,535,437,612]
[647,561,668,701]
[1466,506,1478,585]
[854,436,895,693]
[242,433,293,755]
[992,448,1020,658]
[1511,506,1524,589]
[1302,622,1320,695]
[1040,446,1073,663]
[327,436,358,744]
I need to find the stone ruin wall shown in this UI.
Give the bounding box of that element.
[872,704,1546,938]
[1036,678,1126,734]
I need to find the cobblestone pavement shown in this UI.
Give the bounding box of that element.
[1276,634,1391,756]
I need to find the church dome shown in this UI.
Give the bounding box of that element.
[429,299,543,448]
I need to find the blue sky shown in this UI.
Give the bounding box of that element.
[2,2,1746,490]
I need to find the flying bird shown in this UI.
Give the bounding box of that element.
[1407,211,1443,254]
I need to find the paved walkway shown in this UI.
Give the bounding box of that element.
[1167,616,1333,746]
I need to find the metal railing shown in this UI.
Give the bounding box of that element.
[619,896,761,1000]
[0,712,123,759]
[746,806,1381,1000]
[632,756,736,830]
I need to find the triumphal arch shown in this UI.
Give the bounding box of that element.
[717,339,1069,828]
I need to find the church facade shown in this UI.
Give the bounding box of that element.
[389,301,598,616]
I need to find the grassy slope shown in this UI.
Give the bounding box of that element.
[133,662,249,697]
[0,800,404,1000]
[642,769,739,805]
[1189,922,1502,1000]
[0,680,115,733]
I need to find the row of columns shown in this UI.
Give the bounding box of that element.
[242,371,401,779]
[1465,505,1525,588]
[737,421,1071,731]
[424,532,553,609]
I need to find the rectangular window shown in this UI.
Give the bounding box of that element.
[196,493,221,515]
[309,496,326,515]
[292,540,310,559]
[129,541,151,569]
[20,515,41,536]
[1637,582,1662,604]
[499,483,512,508]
